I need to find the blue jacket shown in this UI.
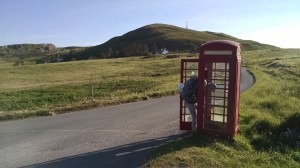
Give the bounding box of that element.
[181,77,198,104]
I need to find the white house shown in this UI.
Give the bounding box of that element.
[160,48,169,54]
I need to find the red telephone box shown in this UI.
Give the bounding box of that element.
[198,40,241,137]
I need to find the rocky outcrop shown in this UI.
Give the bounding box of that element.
[0,43,58,56]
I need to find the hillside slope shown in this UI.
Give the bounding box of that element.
[67,23,278,60]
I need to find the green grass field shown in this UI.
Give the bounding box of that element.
[0,49,299,167]
[0,55,183,120]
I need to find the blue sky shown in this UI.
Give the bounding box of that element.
[0,0,299,48]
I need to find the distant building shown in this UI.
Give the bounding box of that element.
[160,48,169,54]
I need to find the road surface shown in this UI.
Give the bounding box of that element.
[0,67,254,168]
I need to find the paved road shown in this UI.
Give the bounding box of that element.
[0,67,254,168]
[240,67,255,92]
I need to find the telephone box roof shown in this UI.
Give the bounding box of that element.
[201,40,240,50]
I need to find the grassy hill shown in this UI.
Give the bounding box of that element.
[0,24,277,63]
[60,23,278,61]
[2,24,278,63]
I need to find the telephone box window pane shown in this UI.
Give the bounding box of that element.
[224,99,228,108]
[212,114,227,123]
[210,97,224,106]
[214,88,225,97]
[211,107,227,122]
[214,106,223,114]
[183,62,198,81]
[226,63,230,69]
[185,114,192,122]
[183,105,192,121]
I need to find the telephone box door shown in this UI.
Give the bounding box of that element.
[199,61,231,134]
[180,59,198,130]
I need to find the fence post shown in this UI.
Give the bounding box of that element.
[91,85,96,102]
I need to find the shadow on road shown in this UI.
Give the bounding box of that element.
[24,133,190,168]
